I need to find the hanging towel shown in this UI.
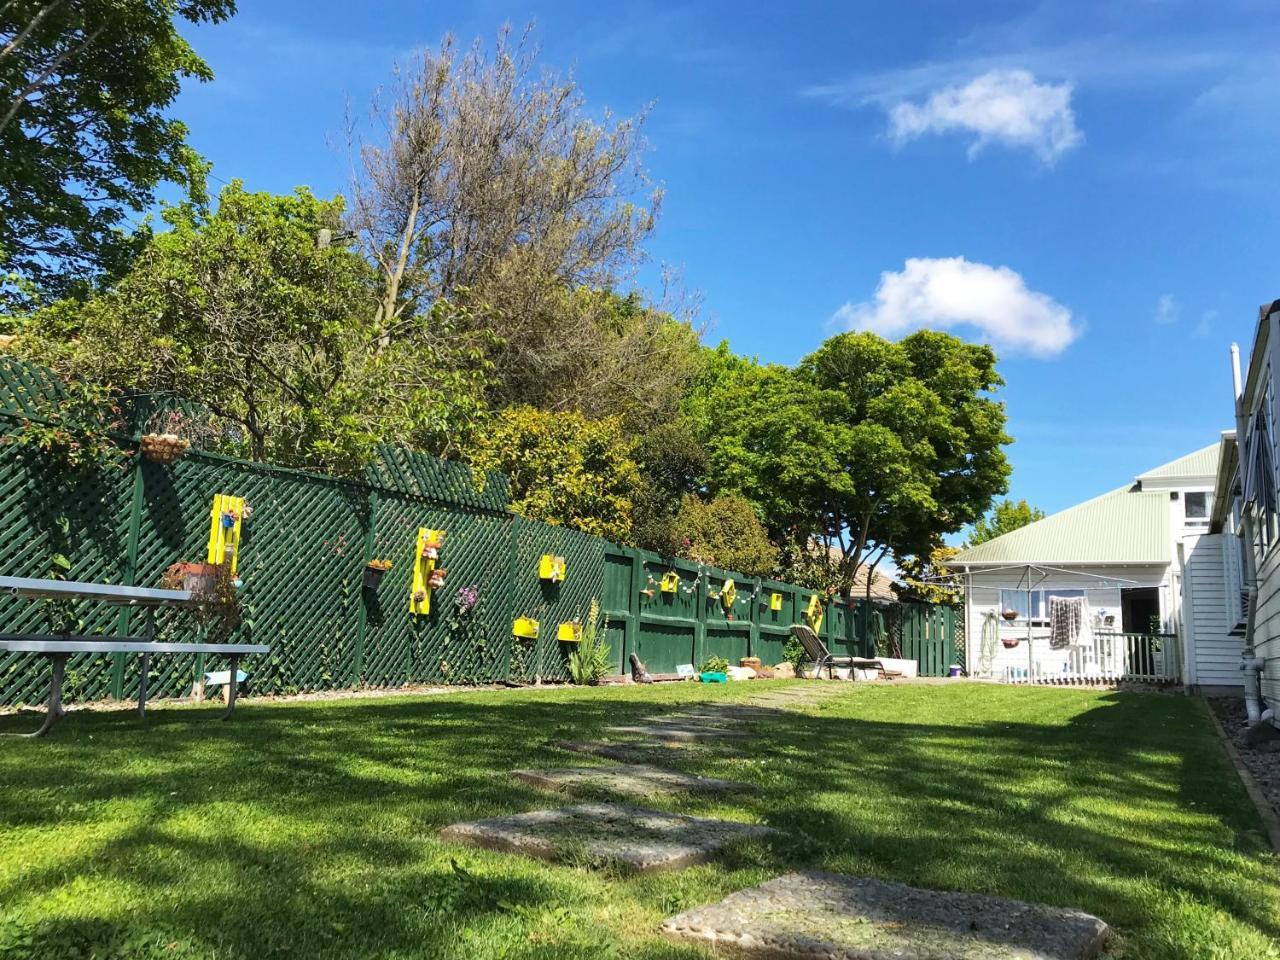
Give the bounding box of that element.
[1049,596,1088,650]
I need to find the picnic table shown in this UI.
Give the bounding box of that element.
[0,575,269,737]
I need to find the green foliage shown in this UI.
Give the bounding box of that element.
[687,331,1010,590]
[665,493,779,578]
[897,545,963,604]
[781,637,806,668]
[463,405,640,542]
[968,498,1046,546]
[566,598,610,685]
[19,182,492,474]
[2,376,126,476]
[0,0,236,308]
[698,655,729,674]
[630,417,708,551]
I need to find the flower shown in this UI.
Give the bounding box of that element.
[455,584,479,614]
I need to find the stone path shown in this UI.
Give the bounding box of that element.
[439,682,1111,954]
[439,802,775,872]
[512,763,747,797]
[661,871,1111,960]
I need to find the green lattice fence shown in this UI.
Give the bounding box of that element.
[0,357,961,704]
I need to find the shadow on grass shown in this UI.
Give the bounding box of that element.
[0,684,1276,959]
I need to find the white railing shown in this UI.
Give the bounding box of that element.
[1001,632,1181,686]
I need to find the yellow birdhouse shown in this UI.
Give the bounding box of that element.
[556,621,582,642]
[206,494,245,575]
[538,554,567,583]
[660,571,680,593]
[720,578,737,611]
[804,594,824,633]
[770,592,784,612]
[409,527,446,616]
[513,616,540,639]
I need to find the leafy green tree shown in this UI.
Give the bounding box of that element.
[968,498,1045,546]
[1,0,235,307]
[462,405,641,542]
[688,331,1010,590]
[666,493,779,578]
[630,418,708,551]
[20,182,492,474]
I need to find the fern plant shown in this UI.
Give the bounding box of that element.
[567,598,611,685]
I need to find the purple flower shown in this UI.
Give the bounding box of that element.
[455,584,479,613]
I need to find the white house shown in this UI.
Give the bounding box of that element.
[945,443,1244,691]
[1216,298,1280,730]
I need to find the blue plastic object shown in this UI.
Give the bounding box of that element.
[698,671,727,683]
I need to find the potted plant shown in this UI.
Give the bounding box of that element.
[139,432,192,465]
[1001,607,1019,622]
[162,561,218,594]
[363,558,393,589]
[1001,636,1021,649]
[422,534,444,560]
[427,567,447,590]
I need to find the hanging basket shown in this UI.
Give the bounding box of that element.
[1001,637,1021,649]
[140,433,191,465]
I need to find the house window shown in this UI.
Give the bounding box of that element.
[1184,491,1208,521]
[998,588,1086,625]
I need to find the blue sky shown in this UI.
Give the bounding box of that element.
[172,0,1280,515]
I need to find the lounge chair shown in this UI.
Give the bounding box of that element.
[789,624,883,680]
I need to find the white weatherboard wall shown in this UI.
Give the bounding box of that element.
[1253,542,1280,707]
[1181,534,1245,689]
[964,565,1169,680]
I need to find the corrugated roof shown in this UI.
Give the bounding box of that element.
[949,486,1170,566]
[1137,442,1220,481]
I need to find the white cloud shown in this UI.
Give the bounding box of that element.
[1194,309,1218,339]
[886,70,1082,163]
[1154,294,1180,325]
[833,256,1079,358]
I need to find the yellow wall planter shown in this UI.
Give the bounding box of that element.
[804,594,824,633]
[409,527,446,616]
[720,578,737,611]
[206,494,245,575]
[538,554,566,583]
[557,621,581,642]
[660,571,680,593]
[513,616,540,639]
[770,592,784,612]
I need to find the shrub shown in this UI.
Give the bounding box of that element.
[567,599,611,685]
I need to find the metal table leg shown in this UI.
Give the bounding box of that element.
[6,653,70,738]
[138,653,149,718]
[221,655,240,721]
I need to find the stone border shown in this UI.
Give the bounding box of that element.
[1202,697,1280,851]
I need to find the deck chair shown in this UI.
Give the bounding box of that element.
[789,624,883,680]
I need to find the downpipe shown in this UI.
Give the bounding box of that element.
[1242,653,1265,726]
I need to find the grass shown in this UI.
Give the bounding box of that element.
[0,681,1277,959]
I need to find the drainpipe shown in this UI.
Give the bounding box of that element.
[1232,343,1267,726]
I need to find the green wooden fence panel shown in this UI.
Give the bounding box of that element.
[0,357,963,703]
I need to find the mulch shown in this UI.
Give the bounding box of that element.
[1208,696,1280,848]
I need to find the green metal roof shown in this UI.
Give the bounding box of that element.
[1136,442,1221,482]
[949,486,1171,566]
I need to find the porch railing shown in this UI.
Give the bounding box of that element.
[1002,632,1181,686]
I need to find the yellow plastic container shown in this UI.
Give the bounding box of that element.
[513,616,540,639]
[770,592,783,612]
[557,622,581,642]
[660,571,680,593]
[538,554,566,582]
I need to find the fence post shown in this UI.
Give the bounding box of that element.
[112,456,147,700]
[351,486,378,684]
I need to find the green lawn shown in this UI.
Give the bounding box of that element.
[0,682,1276,959]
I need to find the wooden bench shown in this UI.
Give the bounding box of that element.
[0,576,269,737]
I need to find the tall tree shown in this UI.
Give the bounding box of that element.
[689,331,1011,589]
[345,25,662,393]
[1,0,235,308]
[968,498,1045,546]
[20,182,493,474]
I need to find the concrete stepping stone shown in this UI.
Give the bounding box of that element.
[440,803,775,873]
[512,764,747,797]
[661,871,1110,959]
[606,723,750,742]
